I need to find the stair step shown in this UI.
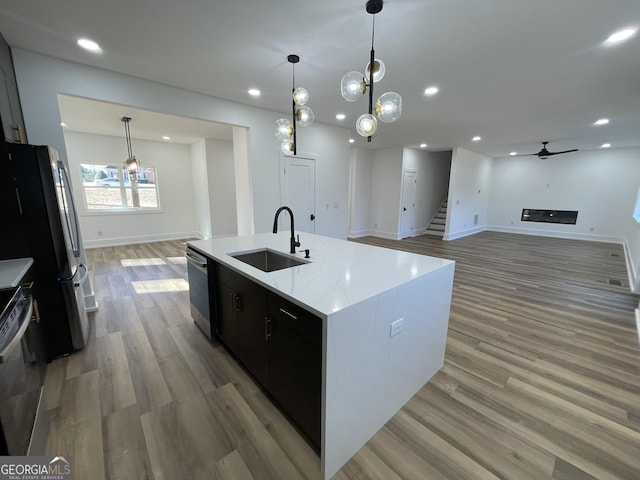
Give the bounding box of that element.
[431,218,446,225]
[423,229,444,237]
[435,213,446,219]
[429,224,445,231]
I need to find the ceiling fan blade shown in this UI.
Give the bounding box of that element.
[546,149,579,156]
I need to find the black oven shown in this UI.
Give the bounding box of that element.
[0,285,49,455]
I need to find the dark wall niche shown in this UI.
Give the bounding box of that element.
[521,209,578,224]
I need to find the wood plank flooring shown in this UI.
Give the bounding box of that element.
[43,232,640,479]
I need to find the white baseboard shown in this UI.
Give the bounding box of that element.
[444,226,486,241]
[348,229,374,239]
[84,231,201,249]
[487,225,626,244]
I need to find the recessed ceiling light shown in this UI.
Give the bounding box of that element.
[162,136,171,140]
[349,138,355,144]
[601,143,611,148]
[336,113,346,120]
[472,136,482,142]
[248,89,260,97]
[60,122,67,127]
[424,86,439,96]
[510,152,517,156]
[419,143,427,148]
[604,28,637,45]
[594,118,609,126]
[77,38,102,53]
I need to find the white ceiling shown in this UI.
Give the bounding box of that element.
[1,0,640,157]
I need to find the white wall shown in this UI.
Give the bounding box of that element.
[445,147,492,240]
[488,147,640,287]
[63,130,196,247]
[402,148,452,234]
[190,139,211,238]
[206,138,237,237]
[13,49,351,240]
[348,147,374,238]
[370,147,404,239]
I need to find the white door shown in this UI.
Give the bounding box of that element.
[280,156,316,234]
[400,170,417,238]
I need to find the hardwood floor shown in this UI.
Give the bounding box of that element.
[42,232,640,479]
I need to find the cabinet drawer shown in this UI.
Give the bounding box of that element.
[268,292,321,345]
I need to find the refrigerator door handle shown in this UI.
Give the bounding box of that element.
[56,162,82,258]
[73,264,88,287]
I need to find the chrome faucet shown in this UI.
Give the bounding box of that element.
[273,206,300,254]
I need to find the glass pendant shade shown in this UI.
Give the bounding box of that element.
[365,59,386,83]
[281,140,295,155]
[341,71,366,102]
[375,91,402,123]
[275,118,293,140]
[356,113,378,137]
[124,156,140,175]
[293,87,309,105]
[296,106,314,127]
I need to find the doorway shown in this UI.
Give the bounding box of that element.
[280,155,316,234]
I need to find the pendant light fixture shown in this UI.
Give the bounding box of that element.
[275,54,314,155]
[340,0,401,141]
[121,116,140,176]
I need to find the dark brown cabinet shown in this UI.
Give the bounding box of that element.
[211,261,321,448]
[267,292,322,448]
[213,263,269,387]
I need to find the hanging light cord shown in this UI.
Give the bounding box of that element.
[291,60,297,155]
[124,118,133,159]
[367,14,377,141]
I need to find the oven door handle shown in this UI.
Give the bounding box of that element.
[186,251,208,272]
[0,296,33,364]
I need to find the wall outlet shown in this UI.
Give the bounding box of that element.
[390,318,404,337]
[97,230,103,237]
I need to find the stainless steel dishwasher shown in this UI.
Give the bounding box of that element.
[185,247,213,339]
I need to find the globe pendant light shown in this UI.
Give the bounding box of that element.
[274,54,314,155]
[340,0,401,141]
[121,116,140,175]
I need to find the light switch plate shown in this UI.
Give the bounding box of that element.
[390,318,404,337]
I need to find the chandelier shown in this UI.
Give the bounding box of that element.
[274,54,314,155]
[340,0,401,141]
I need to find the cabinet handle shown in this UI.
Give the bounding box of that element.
[231,293,242,312]
[279,308,297,320]
[265,316,272,341]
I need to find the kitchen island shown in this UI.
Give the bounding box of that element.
[188,232,455,479]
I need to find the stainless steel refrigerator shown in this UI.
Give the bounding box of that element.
[1,143,89,360]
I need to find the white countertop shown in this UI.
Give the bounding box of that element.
[188,232,454,317]
[0,258,34,289]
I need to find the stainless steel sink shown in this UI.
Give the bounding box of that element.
[229,248,309,272]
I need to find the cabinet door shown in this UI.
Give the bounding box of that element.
[235,278,268,387]
[268,294,322,448]
[216,281,241,354]
[214,262,269,387]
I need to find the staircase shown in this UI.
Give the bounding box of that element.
[424,200,447,237]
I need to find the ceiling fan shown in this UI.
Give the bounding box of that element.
[518,141,578,159]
